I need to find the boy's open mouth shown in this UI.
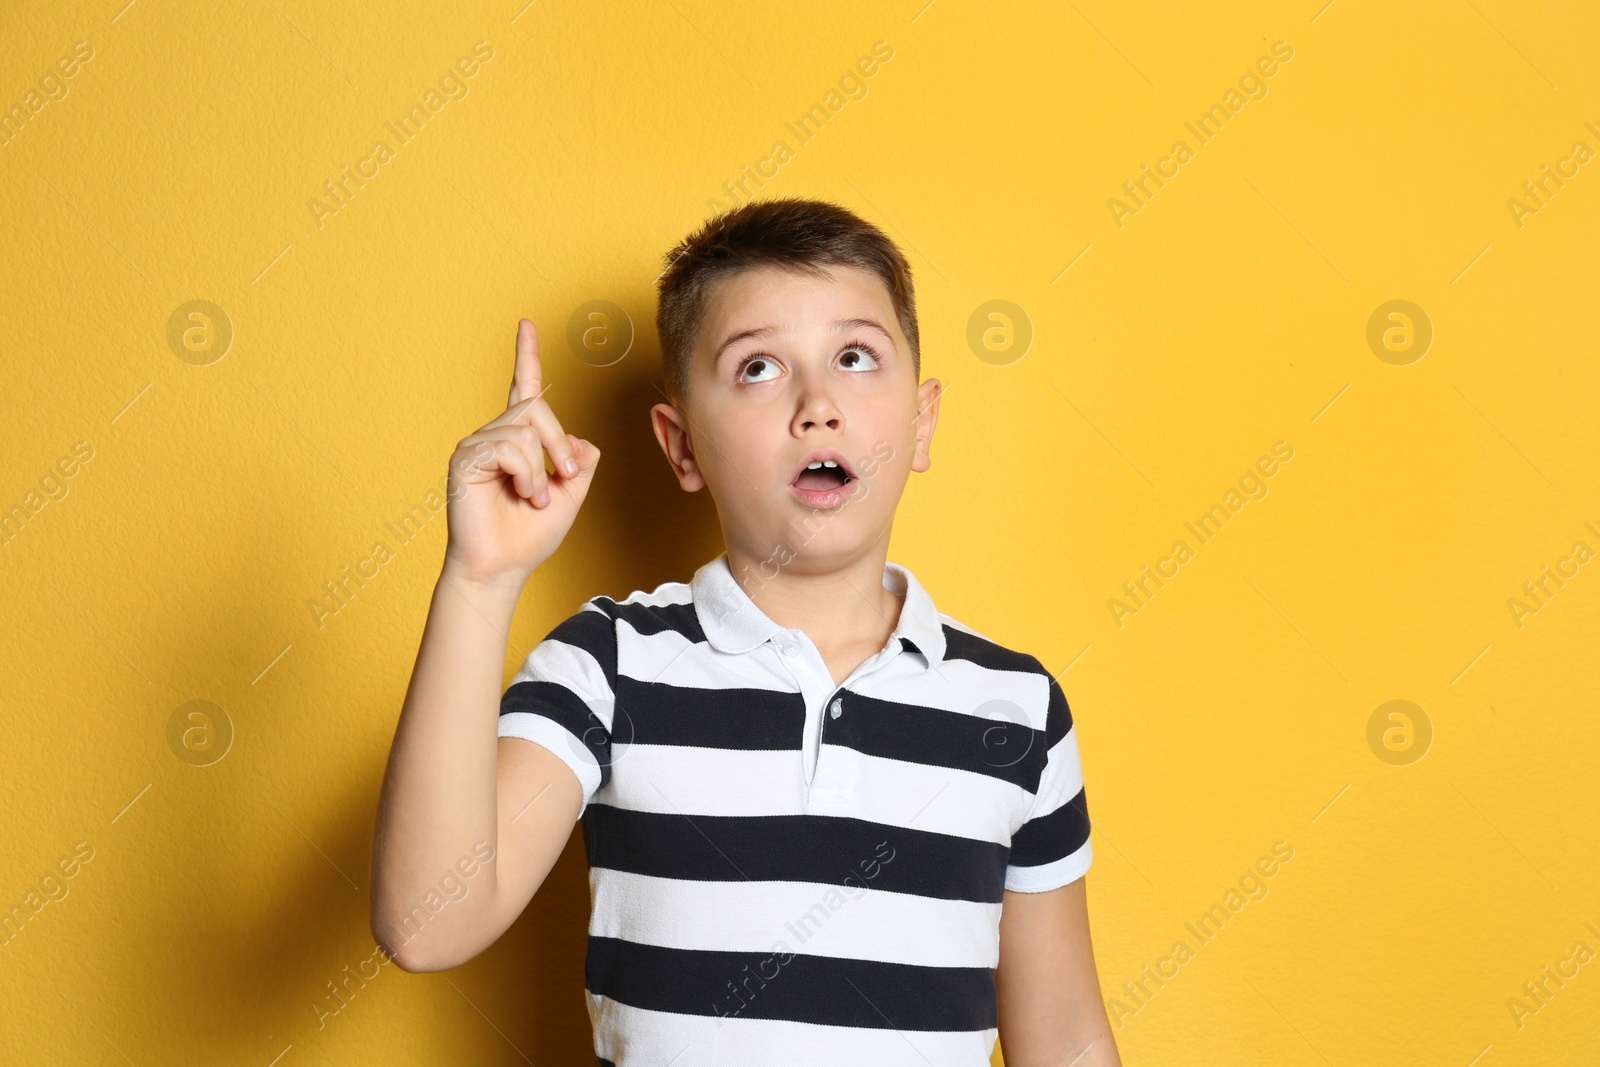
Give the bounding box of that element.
[794,462,851,490]
[789,450,857,492]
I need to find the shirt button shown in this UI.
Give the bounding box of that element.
[781,641,799,657]
[829,699,843,719]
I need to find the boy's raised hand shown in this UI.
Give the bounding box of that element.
[442,318,601,588]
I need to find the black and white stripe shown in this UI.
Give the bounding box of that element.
[499,553,1092,1065]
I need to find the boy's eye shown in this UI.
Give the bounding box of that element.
[838,343,880,371]
[736,356,781,384]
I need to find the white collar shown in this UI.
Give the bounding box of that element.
[689,552,947,668]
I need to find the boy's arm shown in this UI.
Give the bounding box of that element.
[995,879,1121,1066]
[370,568,584,973]
[368,319,601,973]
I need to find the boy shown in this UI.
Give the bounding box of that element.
[371,198,1119,1066]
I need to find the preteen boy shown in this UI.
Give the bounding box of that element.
[371,198,1119,1066]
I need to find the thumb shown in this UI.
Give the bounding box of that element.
[565,434,601,479]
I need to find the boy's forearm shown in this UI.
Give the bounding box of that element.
[369,562,525,967]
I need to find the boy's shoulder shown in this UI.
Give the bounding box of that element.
[935,611,1056,680]
[557,576,697,645]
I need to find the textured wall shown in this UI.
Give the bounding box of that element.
[2,1,1597,1064]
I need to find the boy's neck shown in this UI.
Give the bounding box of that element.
[724,543,905,654]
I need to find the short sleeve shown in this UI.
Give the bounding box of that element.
[497,598,618,820]
[1005,671,1093,893]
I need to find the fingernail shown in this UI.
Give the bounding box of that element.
[564,458,578,476]
[537,490,550,507]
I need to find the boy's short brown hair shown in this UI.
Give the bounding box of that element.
[654,197,920,407]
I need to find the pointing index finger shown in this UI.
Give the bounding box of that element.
[508,318,543,408]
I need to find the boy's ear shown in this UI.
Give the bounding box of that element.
[650,401,705,491]
[911,377,941,474]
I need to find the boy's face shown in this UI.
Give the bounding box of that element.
[650,263,940,571]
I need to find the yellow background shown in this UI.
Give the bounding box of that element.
[2,0,1597,1063]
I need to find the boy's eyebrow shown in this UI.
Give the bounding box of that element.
[714,317,895,361]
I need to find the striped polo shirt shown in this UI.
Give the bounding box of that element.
[497,552,1093,1066]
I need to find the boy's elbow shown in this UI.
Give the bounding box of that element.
[370,917,435,974]
[370,888,508,973]
[377,934,422,973]
[378,934,454,974]
[372,921,480,974]
[387,946,443,974]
